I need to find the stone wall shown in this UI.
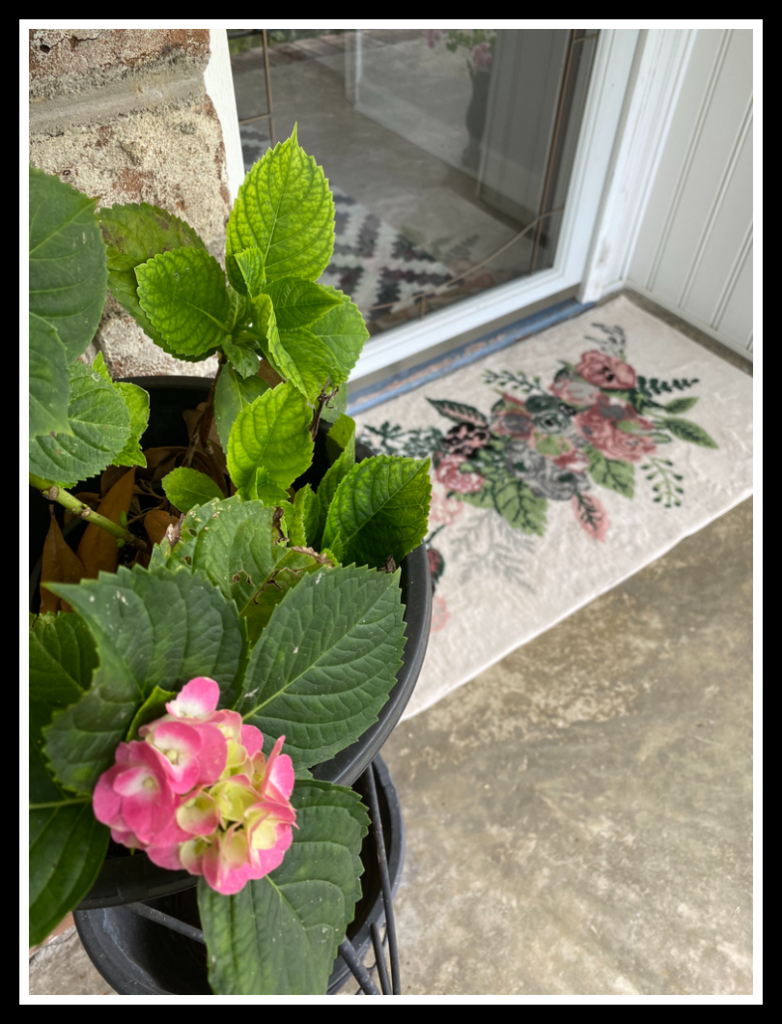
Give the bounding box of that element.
[29,28,230,378]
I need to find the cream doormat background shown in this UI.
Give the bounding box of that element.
[353,295,753,720]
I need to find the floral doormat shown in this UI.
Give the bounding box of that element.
[353,295,753,720]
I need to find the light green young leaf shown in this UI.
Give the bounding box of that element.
[226,126,335,289]
[237,564,406,771]
[325,413,356,462]
[42,565,247,793]
[29,167,108,362]
[162,466,225,514]
[306,288,368,385]
[271,325,339,403]
[222,335,261,378]
[247,468,292,506]
[322,455,431,570]
[29,313,71,439]
[319,383,348,424]
[112,381,150,468]
[227,383,313,499]
[312,417,356,550]
[214,365,269,453]
[135,248,231,359]
[99,201,207,360]
[263,278,342,330]
[234,247,266,296]
[198,781,368,995]
[29,360,131,487]
[298,484,321,548]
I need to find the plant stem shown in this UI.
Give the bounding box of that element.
[30,473,149,552]
[29,797,91,810]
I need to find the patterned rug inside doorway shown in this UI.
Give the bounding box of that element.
[239,124,453,319]
[352,295,753,720]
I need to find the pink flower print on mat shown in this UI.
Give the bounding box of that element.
[572,492,609,542]
[431,595,449,633]
[435,454,485,494]
[576,350,637,390]
[575,398,656,463]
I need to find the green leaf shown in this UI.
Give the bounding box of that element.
[312,420,356,551]
[237,564,406,772]
[586,446,635,498]
[322,455,431,570]
[290,485,313,547]
[135,248,231,359]
[325,413,356,462]
[112,381,150,468]
[272,324,338,403]
[234,247,266,296]
[657,417,718,449]
[198,780,368,995]
[297,484,321,548]
[99,201,207,360]
[42,565,247,794]
[29,360,131,487]
[248,469,293,506]
[125,685,177,742]
[225,126,335,289]
[29,794,108,948]
[166,495,256,573]
[227,383,314,499]
[29,314,71,439]
[162,466,225,515]
[29,612,98,706]
[263,278,342,330]
[306,289,368,386]
[664,396,699,414]
[29,167,108,362]
[214,365,269,453]
[222,335,261,378]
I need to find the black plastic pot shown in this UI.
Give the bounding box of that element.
[29,376,429,910]
[74,755,404,996]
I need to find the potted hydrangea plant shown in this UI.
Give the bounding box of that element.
[28,128,431,995]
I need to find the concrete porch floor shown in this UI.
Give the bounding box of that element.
[28,490,754,998]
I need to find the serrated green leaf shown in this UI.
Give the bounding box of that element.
[29,360,131,487]
[234,247,266,296]
[189,503,282,602]
[313,419,356,551]
[319,383,348,424]
[42,565,247,794]
[29,167,108,362]
[585,445,635,498]
[214,365,269,453]
[306,289,368,386]
[289,485,311,547]
[263,278,342,330]
[664,396,699,414]
[325,413,356,461]
[125,685,177,742]
[29,313,71,438]
[99,201,207,361]
[658,417,718,448]
[135,248,231,359]
[222,335,261,378]
[167,495,254,573]
[272,324,338,403]
[237,564,406,771]
[298,484,321,548]
[226,127,335,290]
[198,780,368,995]
[227,383,314,499]
[322,455,431,570]
[29,612,98,706]
[247,468,292,505]
[113,381,149,468]
[162,466,225,515]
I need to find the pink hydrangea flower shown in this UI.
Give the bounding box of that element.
[92,677,297,895]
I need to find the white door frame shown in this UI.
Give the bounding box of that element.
[350,28,641,383]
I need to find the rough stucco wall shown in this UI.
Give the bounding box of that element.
[29,28,231,378]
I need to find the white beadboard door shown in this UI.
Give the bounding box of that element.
[626,29,754,358]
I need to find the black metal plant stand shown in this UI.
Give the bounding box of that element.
[73,756,404,996]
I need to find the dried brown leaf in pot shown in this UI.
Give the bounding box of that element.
[40,508,86,614]
[76,467,136,579]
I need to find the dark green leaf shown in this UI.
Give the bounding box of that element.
[29,360,131,487]
[29,167,108,362]
[322,455,431,569]
[125,686,177,742]
[222,334,261,379]
[42,565,247,793]
[237,564,406,772]
[29,314,71,439]
[29,611,98,706]
[198,780,368,995]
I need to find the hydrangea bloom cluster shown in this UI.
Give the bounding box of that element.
[93,677,296,895]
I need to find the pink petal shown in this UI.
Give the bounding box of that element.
[191,723,229,786]
[92,765,125,828]
[146,720,203,794]
[264,737,295,802]
[145,841,185,871]
[240,724,264,759]
[166,677,220,719]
